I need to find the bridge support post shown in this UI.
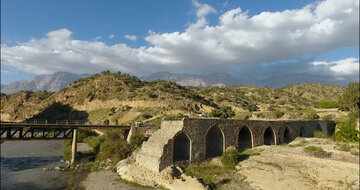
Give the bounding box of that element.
[126,123,139,143]
[71,129,78,167]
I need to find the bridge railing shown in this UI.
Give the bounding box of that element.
[0,120,87,125]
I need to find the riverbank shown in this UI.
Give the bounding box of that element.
[1,140,88,190]
[80,170,160,190]
[0,140,159,190]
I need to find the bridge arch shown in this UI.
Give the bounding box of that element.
[313,123,323,137]
[173,132,191,162]
[206,126,224,158]
[238,126,253,150]
[283,127,291,143]
[264,127,276,145]
[299,126,306,137]
[315,124,322,132]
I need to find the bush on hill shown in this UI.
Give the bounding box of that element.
[303,110,319,120]
[209,106,235,119]
[318,100,339,108]
[338,82,359,112]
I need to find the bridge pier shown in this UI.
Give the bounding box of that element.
[71,129,78,167]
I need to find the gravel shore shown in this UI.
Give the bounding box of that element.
[81,171,159,190]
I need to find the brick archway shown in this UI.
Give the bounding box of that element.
[264,127,276,145]
[206,126,224,158]
[173,132,190,162]
[284,127,291,143]
[238,126,253,150]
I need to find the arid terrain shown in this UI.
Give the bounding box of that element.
[236,138,359,190]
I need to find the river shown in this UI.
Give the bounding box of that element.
[1,140,159,190]
[1,140,87,190]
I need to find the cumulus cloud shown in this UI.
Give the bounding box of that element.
[109,34,115,39]
[125,34,137,41]
[93,36,102,41]
[192,0,216,18]
[312,58,359,75]
[1,0,359,77]
[1,70,11,74]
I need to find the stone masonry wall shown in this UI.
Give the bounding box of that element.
[134,118,335,172]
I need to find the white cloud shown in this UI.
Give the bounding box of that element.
[109,34,115,39]
[312,58,359,75]
[192,0,216,18]
[125,34,137,41]
[1,70,11,74]
[94,36,102,41]
[1,0,359,77]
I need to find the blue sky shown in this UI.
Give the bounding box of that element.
[1,0,359,84]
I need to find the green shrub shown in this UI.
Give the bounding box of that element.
[255,113,265,118]
[350,149,359,156]
[233,113,252,120]
[313,131,326,138]
[304,146,331,158]
[84,135,105,149]
[336,143,351,152]
[103,119,109,125]
[97,130,134,163]
[63,140,72,161]
[209,106,235,119]
[240,148,263,156]
[164,113,187,120]
[304,146,324,153]
[131,134,146,147]
[141,114,152,119]
[272,110,284,119]
[303,110,319,120]
[289,112,303,119]
[318,100,339,108]
[185,163,229,186]
[321,114,334,120]
[220,147,240,169]
[335,119,359,142]
[149,117,163,130]
[338,82,360,112]
[78,129,98,142]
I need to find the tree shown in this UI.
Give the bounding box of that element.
[338,82,360,112]
[209,106,235,119]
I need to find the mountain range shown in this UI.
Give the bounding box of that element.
[1,71,356,94]
[141,72,355,88]
[1,72,90,94]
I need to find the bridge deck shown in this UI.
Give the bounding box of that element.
[0,122,131,141]
[0,123,131,129]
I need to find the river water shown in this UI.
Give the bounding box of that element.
[1,140,87,190]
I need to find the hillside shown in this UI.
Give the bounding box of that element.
[0,71,213,123]
[195,83,343,112]
[0,71,345,124]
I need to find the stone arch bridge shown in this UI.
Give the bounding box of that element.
[135,118,335,172]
